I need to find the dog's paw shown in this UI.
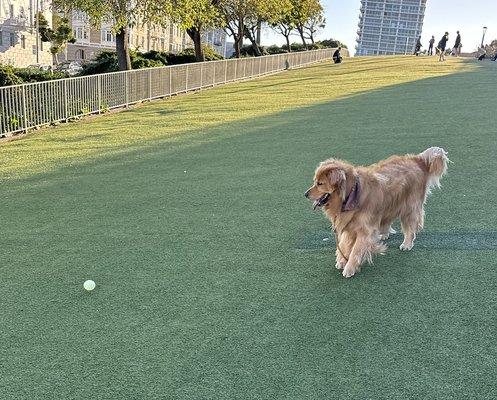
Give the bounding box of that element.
[400,242,414,251]
[342,266,356,278]
[335,259,346,270]
[379,233,389,240]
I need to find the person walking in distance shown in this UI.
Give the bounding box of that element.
[437,32,449,62]
[414,36,422,56]
[454,31,462,56]
[428,36,435,55]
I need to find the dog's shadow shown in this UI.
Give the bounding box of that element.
[296,230,497,251]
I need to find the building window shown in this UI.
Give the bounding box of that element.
[76,49,86,60]
[9,32,15,47]
[75,27,88,40]
[101,30,115,43]
[73,11,89,22]
[0,30,3,46]
[21,35,25,49]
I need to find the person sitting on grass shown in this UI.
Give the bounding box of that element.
[333,47,343,64]
[477,47,487,61]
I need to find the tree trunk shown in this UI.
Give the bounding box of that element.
[297,25,307,48]
[256,21,261,45]
[285,34,291,52]
[244,26,261,56]
[233,16,244,58]
[187,27,204,61]
[310,33,315,44]
[115,26,131,71]
[234,36,241,58]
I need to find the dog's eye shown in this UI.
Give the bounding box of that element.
[317,182,323,186]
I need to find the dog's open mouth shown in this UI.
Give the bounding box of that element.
[313,193,331,210]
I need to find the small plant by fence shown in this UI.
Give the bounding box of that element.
[0,49,334,137]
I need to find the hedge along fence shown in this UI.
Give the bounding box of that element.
[0,49,335,137]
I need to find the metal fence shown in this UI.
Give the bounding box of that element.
[0,48,334,137]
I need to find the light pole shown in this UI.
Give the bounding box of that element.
[481,26,488,48]
[35,0,40,64]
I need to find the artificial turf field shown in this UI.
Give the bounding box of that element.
[1,56,497,399]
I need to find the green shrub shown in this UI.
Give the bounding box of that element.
[132,57,163,69]
[14,68,66,83]
[81,46,223,75]
[266,45,287,55]
[81,51,119,75]
[307,43,324,50]
[0,64,66,87]
[240,45,269,57]
[319,39,347,49]
[167,46,223,64]
[141,50,169,65]
[0,65,23,86]
[281,42,307,52]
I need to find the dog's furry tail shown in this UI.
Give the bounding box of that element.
[419,147,449,189]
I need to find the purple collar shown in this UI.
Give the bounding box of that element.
[341,177,360,212]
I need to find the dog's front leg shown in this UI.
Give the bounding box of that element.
[342,233,368,278]
[335,231,354,270]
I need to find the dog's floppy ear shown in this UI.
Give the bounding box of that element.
[328,168,346,200]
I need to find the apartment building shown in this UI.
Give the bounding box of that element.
[356,0,427,56]
[0,0,52,66]
[66,12,197,62]
[202,29,226,57]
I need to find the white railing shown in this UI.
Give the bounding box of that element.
[0,49,334,137]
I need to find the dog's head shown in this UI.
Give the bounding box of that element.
[304,159,349,210]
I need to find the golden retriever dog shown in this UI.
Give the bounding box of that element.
[304,147,449,278]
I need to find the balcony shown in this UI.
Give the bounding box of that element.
[1,16,29,28]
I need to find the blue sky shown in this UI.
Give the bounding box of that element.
[261,0,497,54]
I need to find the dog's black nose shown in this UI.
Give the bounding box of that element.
[304,190,310,198]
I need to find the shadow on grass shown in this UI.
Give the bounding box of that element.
[296,230,497,251]
[2,60,492,189]
[1,59,497,399]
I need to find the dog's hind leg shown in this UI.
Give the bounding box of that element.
[379,220,396,240]
[400,207,424,251]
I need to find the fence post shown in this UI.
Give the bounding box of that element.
[200,63,203,88]
[97,74,102,113]
[149,68,153,100]
[125,72,129,107]
[185,64,189,92]
[224,60,228,83]
[213,62,216,86]
[234,60,237,81]
[21,86,28,133]
[64,80,69,120]
[169,67,172,95]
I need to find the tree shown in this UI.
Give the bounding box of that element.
[303,12,325,44]
[53,0,155,71]
[218,0,248,58]
[153,0,223,62]
[219,0,290,58]
[271,6,296,52]
[243,0,291,56]
[37,12,76,65]
[291,0,323,48]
